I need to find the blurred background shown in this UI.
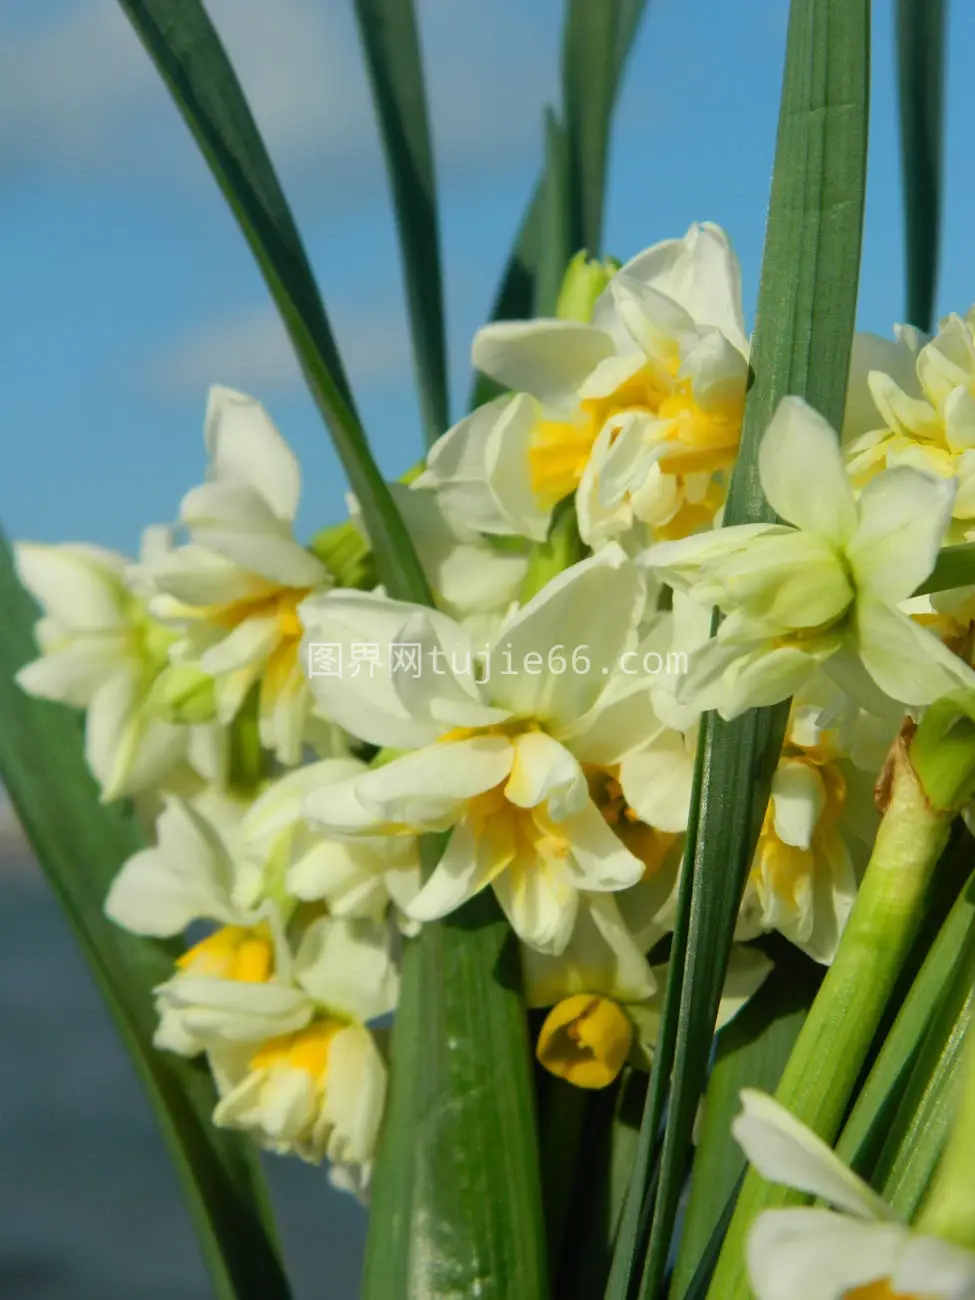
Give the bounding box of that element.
[1,0,974,1295]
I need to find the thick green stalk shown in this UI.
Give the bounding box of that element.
[708,732,954,1298]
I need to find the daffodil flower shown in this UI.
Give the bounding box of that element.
[733,1088,975,1299]
[418,223,748,550]
[14,534,218,801]
[845,313,975,536]
[300,547,664,954]
[642,395,975,719]
[207,915,395,1186]
[137,386,333,766]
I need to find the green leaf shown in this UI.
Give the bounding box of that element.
[352,0,450,446]
[534,109,573,318]
[0,534,289,1300]
[896,0,947,331]
[606,2,870,1296]
[836,858,975,1176]
[670,943,822,1299]
[562,0,649,254]
[362,885,547,1299]
[116,0,430,605]
[877,926,975,1219]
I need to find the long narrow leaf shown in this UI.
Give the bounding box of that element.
[837,860,975,1175]
[562,0,648,254]
[534,110,573,317]
[352,0,450,446]
[116,0,430,604]
[670,944,822,1298]
[0,534,289,1300]
[607,3,870,1296]
[362,886,547,1298]
[896,0,947,331]
[879,934,975,1218]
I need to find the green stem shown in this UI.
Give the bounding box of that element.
[708,731,954,1298]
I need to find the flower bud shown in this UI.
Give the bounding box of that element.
[556,251,619,324]
[536,993,633,1089]
[148,662,217,724]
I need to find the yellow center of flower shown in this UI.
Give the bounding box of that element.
[526,355,744,517]
[844,1282,921,1299]
[176,923,275,983]
[249,1017,346,1082]
[536,993,634,1089]
[586,765,678,882]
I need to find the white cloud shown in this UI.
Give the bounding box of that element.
[0,0,560,189]
[150,298,412,399]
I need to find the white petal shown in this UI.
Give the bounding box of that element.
[300,589,477,749]
[15,542,129,630]
[844,329,924,440]
[617,222,747,353]
[560,676,663,767]
[846,466,955,601]
[293,917,398,1024]
[894,1234,975,1295]
[472,319,615,408]
[758,398,856,544]
[492,856,578,954]
[506,732,588,819]
[747,1210,907,1300]
[522,892,657,1007]
[200,614,280,677]
[354,737,512,827]
[15,636,130,706]
[485,393,556,540]
[854,600,975,706]
[407,815,502,922]
[770,760,826,850]
[558,801,646,892]
[733,1089,893,1219]
[181,481,327,588]
[488,546,645,727]
[105,797,239,936]
[619,737,695,833]
[159,977,314,1045]
[322,1026,387,1167]
[204,386,302,522]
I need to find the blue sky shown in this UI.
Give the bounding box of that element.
[3,0,975,557]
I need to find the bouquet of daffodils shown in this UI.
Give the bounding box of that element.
[6,1,975,1297]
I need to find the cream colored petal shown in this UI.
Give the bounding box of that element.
[846,465,955,601]
[492,856,579,954]
[619,737,694,833]
[15,541,128,630]
[506,731,588,819]
[733,1089,893,1219]
[407,814,504,923]
[293,916,398,1024]
[747,1211,907,1300]
[204,386,303,522]
[472,319,615,408]
[854,600,975,706]
[758,398,856,544]
[488,546,645,727]
[558,800,646,891]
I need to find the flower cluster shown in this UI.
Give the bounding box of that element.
[16,224,975,1201]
